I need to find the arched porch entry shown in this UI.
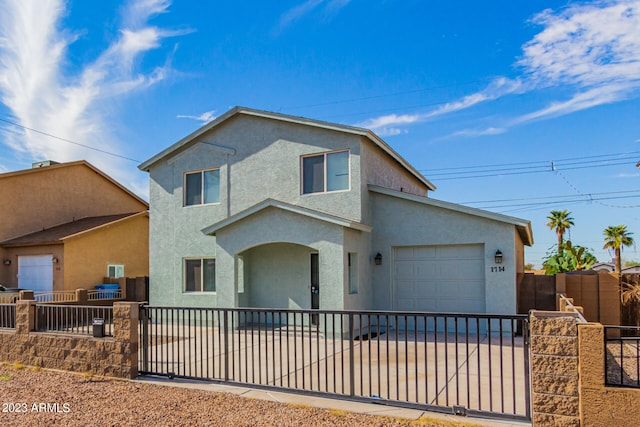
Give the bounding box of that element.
[235,242,318,312]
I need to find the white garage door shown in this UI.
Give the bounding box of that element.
[393,244,486,314]
[18,255,53,292]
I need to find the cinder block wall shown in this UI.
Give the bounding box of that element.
[578,323,640,426]
[0,301,138,378]
[530,311,580,427]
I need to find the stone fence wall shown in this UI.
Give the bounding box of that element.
[0,301,138,379]
[531,304,640,426]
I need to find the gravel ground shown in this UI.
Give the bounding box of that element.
[0,363,475,427]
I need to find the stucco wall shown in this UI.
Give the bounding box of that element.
[370,191,519,314]
[0,246,63,290]
[214,208,346,310]
[0,162,147,242]
[243,243,315,310]
[342,227,373,311]
[147,114,369,307]
[63,214,149,290]
[360,137,427,192]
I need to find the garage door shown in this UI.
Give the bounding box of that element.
[18,255,53,292]
[393,244,485,314]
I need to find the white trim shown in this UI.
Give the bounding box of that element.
[184,168,221,207]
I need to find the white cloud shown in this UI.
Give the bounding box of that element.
[358,77,523,131]
[450,127,507,138]
[0,0,184,195]
[360,0,640,134]
[373,127,407,137]
[275,0,351,34]
[177,110,217,123]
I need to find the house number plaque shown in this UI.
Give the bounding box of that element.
[491,266,505,272]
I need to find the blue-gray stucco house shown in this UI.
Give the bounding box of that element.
[139,107,533,315]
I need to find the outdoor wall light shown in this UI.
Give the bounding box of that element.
[3,259,10,265]
[374,253,382,265]
[52,257,59,264]
[494,250,503,264]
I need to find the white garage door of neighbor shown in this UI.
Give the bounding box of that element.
[18,255,54,292]
[393,244,486,314]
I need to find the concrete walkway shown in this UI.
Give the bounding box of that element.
[136,376,531,427]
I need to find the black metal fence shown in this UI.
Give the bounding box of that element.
[139,306,530,421]
[35,304,114,336]
[605,325,640,388]
[0,304,16,329]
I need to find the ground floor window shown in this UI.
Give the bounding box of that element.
[107,264,125,278]
[184,258,216,292]
[348,253,358,294]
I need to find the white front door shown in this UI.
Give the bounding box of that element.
[18,255,53,292]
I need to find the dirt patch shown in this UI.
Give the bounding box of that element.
[0,363,479,426]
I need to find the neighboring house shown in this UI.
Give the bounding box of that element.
[0,161,149,292]
[591,262,615,273]
[622,265,640,274]
[139,107,533,317]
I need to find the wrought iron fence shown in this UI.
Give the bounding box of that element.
[139,306,530,421]
[0,303,16,329]
[35,304,114,336]
[605,325,640,388]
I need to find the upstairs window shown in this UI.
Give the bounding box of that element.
[185,169,220,206]
[302,150,349,194]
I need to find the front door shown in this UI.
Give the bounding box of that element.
[310,253,319,325]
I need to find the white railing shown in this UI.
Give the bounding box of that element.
[0,293,20,304]
[33,291,77,303]
[88,290,123,301]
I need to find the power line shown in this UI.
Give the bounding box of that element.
[0,117,141,163]
[427,155,639,177]
[461,189,640,205]
[423,150,640,173]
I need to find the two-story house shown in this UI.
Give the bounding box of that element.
[0,161,149,292]
[139,107,533,316]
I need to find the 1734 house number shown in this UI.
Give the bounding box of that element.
[491,266,505,272]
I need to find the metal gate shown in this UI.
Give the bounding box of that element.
[139,306,530,422]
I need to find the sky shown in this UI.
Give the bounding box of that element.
[0,0,638,268]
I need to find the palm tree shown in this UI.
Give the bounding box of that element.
[546,210,574,253]
[603,225,635,275]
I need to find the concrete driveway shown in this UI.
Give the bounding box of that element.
[140,322,529,419]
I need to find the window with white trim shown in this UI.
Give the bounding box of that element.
[184,258,216,292]
[302,150,349,194]
[107,264,124,278]
[185,169,220,206]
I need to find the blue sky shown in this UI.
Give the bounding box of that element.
[0,0,639,267]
